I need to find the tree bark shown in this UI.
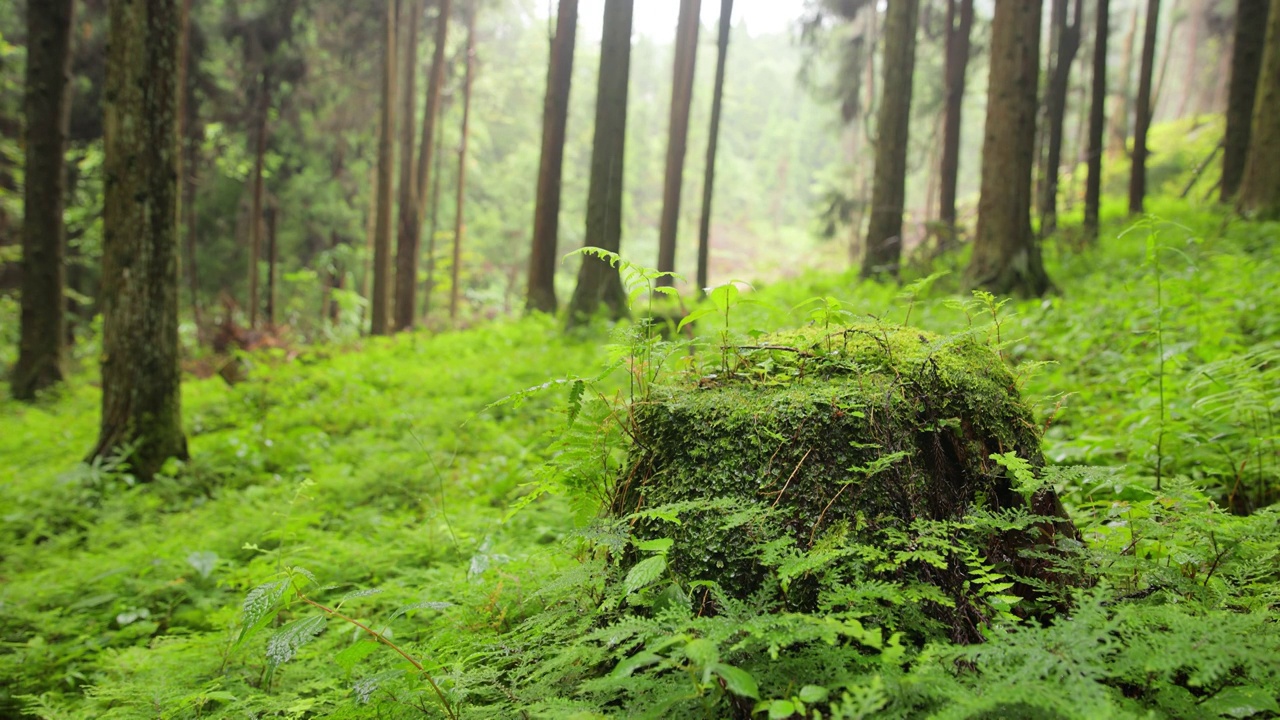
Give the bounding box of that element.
[1177,0,1206,118]
[696,0,733,295]
[567,0,633,326]
[1084,0,1110,238]
[412,0,452,326]
[248,70,271,328]
[451,2,477,323]
[1222,0,1269,201]
[939,0,974,233]
[393,0,421,332]
[656,0,701,287]
[13,0,75,400]
[178,0,202,337]
[424,93,448,322]
[371,0,398,335]
[527,0,580,314]
[1238,0,1280,218]
[1040,0,1084,236]
[265,205,278,326]
[1128,0,1160,215]
[967,0,1051,297]
[1109,5,1140,157]
[861,0,919,279]
[95,0,188,479]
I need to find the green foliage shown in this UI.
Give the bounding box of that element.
[3,201,1280,719]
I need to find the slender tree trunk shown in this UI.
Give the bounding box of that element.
[413,0,452,326]
[451,2,477,323]
[95,0,188,479]
[1040,0,1084,235]
[967,0,1051,297]
[424,97,447,322]
[371,0,399,335]
[939,0,974,233]
[265,206,277,326]
[1109,5,1140,157]
[248,70,271,328]
[1222,0,1269,201]
[696,0,733,295]
[1129,0,1160,214]
[656,0,701,287]
[1177,0,1205,118]
[527,0,580,314]
[1085,0,1110,238]
[393,0,421,332]
[567,0,633,325]
[177,0,202,337]
[13,0,75,400]
[862,0,920,278]
[1238,0,1280,218]
[326,230,343,324]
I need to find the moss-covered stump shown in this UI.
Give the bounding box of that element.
[617,324,1080,643]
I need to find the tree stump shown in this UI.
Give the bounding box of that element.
[616,324,1081,643]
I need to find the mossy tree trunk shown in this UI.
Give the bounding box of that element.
[12,0,75,401]
[567,0,633,326]
[1128,0,1160,215]
[862,0,920,279]
[939,0,974,235]
[95,0,188,480]
[393,0,421,332]
[371,0,398,336]
[1084,0,1110,239]
[967,0,1050,297]
[1222,0,1268,202]
[527,0,580,315]
[1239,0,1280,219]
[655,0,701,288]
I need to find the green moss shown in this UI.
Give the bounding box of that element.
[618,324,1077,636]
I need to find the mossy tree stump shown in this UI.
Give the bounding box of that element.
[616,324,1080,643]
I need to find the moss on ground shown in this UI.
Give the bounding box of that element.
[618,323,1080,641]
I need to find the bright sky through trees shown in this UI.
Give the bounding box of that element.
[571,0,802,40]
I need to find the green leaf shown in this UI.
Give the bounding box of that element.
[566,379,586,426]
[265,614,327,666]
[798,685,829,703]
[611,652,662,678]
[768,699,797,719]
[709,283,740,312]
[334,640,381,672]
[684,638,719,667]
[235,579,291,649]
[624,555,667,594]
[712,663,759,700]
[677,307,717,333]
[634,538,673,554]
[1203,687,1280,719]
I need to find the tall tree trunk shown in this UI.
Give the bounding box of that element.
[527,0,580,314]
[967,0,1050,297]
[424,95,447,322]
[13,0,75,400]
[1222,0,1269,201]
[265,205,278,326]
[412,0,452,326]
[1238,0,1280,218]
[451,2,477,323]
[1177,0,1205,118]
[696,0,733,295]
[1084,0,1110,238]
[1128,0,1160,214]
[939,0,974,233]
[656,0,701,287]
[95,0,188,479]
[371,0,399,335]
[1040,0,1084,236]
[179,0,203,337]
[1109,5,1140,157]
[326,230,343,324]
[393,0,421,332]
[248,70,271,328]
[862,0,920,278]
[567,0,633,326]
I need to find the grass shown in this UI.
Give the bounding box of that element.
[1,195,1278,718]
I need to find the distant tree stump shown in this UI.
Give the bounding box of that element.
[616,324,1081,643]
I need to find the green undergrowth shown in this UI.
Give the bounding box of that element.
[1,198,1278,719]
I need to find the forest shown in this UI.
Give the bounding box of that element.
[1,0,1279,717]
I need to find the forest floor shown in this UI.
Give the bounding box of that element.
[2,197,1279,719]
